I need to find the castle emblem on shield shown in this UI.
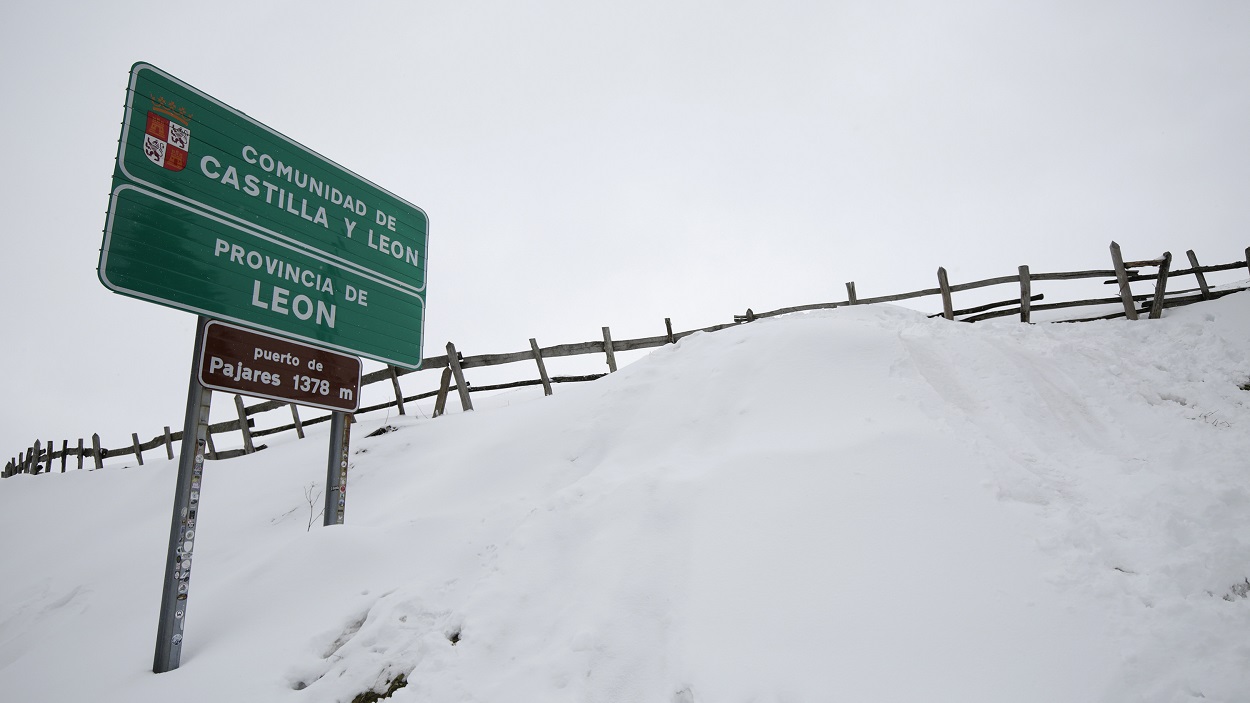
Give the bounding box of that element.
[143,96,193,172]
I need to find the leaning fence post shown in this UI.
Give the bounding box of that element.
[132,433,145,466]
[937,267,954,320]
[1018,265,1032,323]
[234,395,255,453]
[163,426,175,460]
[1148,251,1172,320]
[1186,250,1212,300]
[1110,241,1139,320]
[91,434,103,469]
[529,338,553,396]
[433,367,453,418]
[601,327,618,372]
[446,342,473,412]
[846,281,857,305]
[388,366,407,415]
[665,318,675,344]
[289,404,305,439]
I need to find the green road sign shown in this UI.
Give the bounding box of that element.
[100,62,427,368]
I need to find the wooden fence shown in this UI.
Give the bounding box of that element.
[6,241,1249,478]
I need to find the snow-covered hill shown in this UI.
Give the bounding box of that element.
[2,296,1249,703]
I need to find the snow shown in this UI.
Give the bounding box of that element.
[2,294,1250,702]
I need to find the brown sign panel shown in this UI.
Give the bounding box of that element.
[198,321,362,412]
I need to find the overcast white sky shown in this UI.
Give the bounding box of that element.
[2,0,1248,459]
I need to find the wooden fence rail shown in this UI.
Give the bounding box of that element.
[6,241,1250,479]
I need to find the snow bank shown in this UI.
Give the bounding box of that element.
[2,294,1249,702]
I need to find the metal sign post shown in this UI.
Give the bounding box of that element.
[154,316,213,673]
[323,413,351,526]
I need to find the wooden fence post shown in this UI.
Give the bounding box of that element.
[234,395,255,453]
[1186,250,1212,300]
[1018,265,1032,323]
[433,367,453,418]
[163,426,175,459]
[91,434,103,469]
[289,404,305,439]
[529,338,553,396]
[77,438,84,470]
[937,267,954,320]
[846,282,857,305]
[446,343,473,412]
[602,327,618,372]
[132,433,145,466]
[1148,251,1172,320]
[1110,241,1139,320]
[388,366,407,415]
[32,441,41,474]
[45,438,53,474]
[61,440,68,472]
[665,318,675,344]
[206,432,218,460]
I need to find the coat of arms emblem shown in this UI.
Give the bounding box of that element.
[143,96,193,172]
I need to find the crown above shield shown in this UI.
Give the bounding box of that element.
[150,95,193,125]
